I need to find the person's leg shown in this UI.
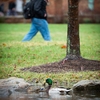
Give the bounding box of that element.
[6,10,10,16]
[35,18,51,41]
[10,10,13,15]
[22,18,38,41]
[12,10,17,16]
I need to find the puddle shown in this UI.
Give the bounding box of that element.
[0,90,100,100]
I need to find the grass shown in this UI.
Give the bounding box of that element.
[0,23,100,87]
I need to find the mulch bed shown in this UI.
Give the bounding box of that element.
[21,58,100,73]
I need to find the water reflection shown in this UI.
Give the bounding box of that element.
[0,91,72,100]
[73,96,100,100]
[0,91,100,100]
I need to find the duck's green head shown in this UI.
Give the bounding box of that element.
[46,78,52,85]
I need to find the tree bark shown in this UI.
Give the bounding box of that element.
[66,0,81,59]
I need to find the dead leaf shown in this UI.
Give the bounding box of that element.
[61,45,67,49]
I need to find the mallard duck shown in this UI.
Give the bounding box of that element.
[45,78,72,95]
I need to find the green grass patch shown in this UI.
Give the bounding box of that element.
[0,23,100,86]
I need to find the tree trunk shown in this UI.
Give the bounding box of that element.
[66,0,81,59]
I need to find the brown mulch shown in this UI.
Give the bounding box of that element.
[21,58,100,73]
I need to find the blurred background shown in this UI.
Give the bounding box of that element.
[0,0,100,23]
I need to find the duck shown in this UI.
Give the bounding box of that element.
[45,78,72,95]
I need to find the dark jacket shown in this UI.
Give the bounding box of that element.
[8,2,16,10]
[34,0,47,20]
[0,4,4,13]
